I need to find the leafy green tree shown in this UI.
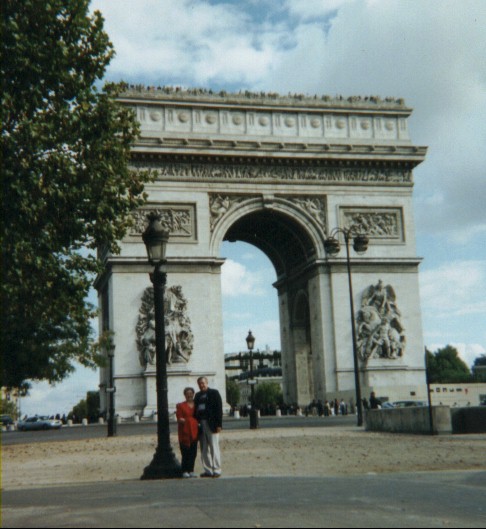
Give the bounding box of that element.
[426,346,472,383]
[1,0,153,388]
[69,398,88,423]
[225,378,240,409]
[86,390,100,422]
[254,382,283,410]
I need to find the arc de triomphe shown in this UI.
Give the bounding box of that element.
[95,88,428,417]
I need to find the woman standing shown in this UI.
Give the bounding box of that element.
[176,387,199,478]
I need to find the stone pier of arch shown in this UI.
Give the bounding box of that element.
[95,89,428,417]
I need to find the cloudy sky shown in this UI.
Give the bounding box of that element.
[21,0,486,416]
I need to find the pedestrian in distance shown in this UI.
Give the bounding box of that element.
[176,387,200,478]
[369,391,382,410]
[194,376,223,478]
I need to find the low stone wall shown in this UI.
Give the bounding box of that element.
[451,407,486,434]
[365,406,452,435]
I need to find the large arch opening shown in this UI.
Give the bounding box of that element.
[223,209,317,281]
[220,208,320,407]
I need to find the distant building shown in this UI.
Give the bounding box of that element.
[225,347,283,406]
[429,383,486,408]
[225,346,282,378]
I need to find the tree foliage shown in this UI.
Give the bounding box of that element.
[0,397,18,420]
[1,0,153,388]
[225,378,240,409]
[426,345,472,384]
[254,382,283,409]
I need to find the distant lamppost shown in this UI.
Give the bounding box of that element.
[246,330,259,430]
[324,228,369,427]
[141,213,181,480]
[107,342,117,437]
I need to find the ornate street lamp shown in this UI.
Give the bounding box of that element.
[246,330,259,430]
[141,213,182,480]
[324,227,369,427]
[107,341,117,437]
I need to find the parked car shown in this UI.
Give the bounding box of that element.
[381,402,395,409]
[1,414,15,426]
[17,416,62,431]
[392,400,427,408]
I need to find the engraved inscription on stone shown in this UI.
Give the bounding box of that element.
[341,207,404,242]
[130,205,196,242]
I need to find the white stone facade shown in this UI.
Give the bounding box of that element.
[95,89,428,417]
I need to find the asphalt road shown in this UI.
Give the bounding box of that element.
[2,471,485,528]
[1,415,357,446]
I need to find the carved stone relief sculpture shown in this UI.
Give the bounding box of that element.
[356,280,406,362]
[209,194,248,231]
[341,208,404,241]
[132,161,413,185]
[292,197,327,232]
[130,205,196,241]
[136,286,194,368]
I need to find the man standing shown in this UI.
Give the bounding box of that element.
[194,376,223,478]
[369,391,382,410]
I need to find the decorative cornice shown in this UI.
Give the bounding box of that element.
[131,137,427,162]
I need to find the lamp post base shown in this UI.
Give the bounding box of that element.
[250,409,259,429]
[141,448,182,480]
[107,418,117,437]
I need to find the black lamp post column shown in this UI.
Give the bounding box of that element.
[246,331,259,430]
[107,343,117,437]
[324,228,369,427]
[343,232,364,428]
[141,214,181,480]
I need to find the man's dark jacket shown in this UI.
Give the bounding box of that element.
[194,388,223,433]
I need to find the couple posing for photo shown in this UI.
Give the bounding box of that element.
[175,376,223,478]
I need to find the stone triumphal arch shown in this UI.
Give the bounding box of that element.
[95,88,428,417]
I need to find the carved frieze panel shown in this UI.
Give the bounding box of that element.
[129,204,197,242]
[357,280,406,362]
[340,207,404,243]
[136,286,194,369]
[132,160,413,186]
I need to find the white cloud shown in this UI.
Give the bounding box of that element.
[20,367,99,418]
[221,259,266,297]
[419,260,486,317]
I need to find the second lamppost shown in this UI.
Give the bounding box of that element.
[141,213,182,480]
[107,341,117,437]
[246,330,259,429]
[324,228,369,427]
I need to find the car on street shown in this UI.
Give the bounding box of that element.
[1,414,15,427]
[392,400,427,408]
[17,416,63,431]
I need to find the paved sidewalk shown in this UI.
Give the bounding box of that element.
[2,471,485,528]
